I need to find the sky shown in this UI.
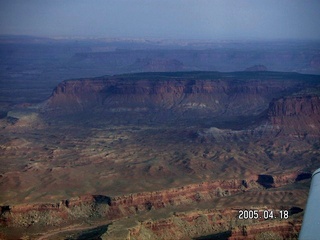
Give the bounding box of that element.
[0,0,320,40]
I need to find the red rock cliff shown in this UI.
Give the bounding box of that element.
[45,72,309,116]
[268,95,320,136]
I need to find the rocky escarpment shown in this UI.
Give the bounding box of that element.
[197,93,320,140]
[0,171,306,229]
[0,180,249,228]
[228,219,301,240]
[0,170,309,239]
[125,209,239,240]
[122,210,301,240]
[268,95,320,137]
[44,72,319,117]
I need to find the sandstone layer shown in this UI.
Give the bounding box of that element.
[45,72,318,117]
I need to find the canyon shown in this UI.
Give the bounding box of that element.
[1,70,319,239]
[1,35,320,240]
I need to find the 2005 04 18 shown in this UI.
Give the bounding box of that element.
[238,209,289,220]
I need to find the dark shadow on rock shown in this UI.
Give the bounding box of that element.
[193,230,232,240]
[93,195,111,206]
[0,206,10,215]
[289,206,303,215]
[257,175,274,188]
[6,116,18,125]
[295,173,312,182]
[145,201,153,210]
[65,224,109,240]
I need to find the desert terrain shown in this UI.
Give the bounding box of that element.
[0,37,320,239]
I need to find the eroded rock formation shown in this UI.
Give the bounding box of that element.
[0,172,305,229]
[45,72,315,117]
[269,95,320,136]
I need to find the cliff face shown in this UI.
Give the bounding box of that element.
[0,172,304,229]
[269,95,320,136]
[45,79,110,112]
[269,95,320,117]
[126,212,301,240]
[0,171,308,239]
[0,180,246,228]
[45,72,312,117]
[126,209,238,240]
[228,220,301,240]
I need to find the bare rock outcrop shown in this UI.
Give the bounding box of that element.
[0,172,304,229]
[44,72,315,117]
[269,95,320,136]
[229,220,301,240]
[0,180,246,228]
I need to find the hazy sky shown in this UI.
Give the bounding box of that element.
[1,0,320,40]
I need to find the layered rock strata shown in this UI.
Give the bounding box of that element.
[44,72,317,117]
[269,95,320,136]
[0,171,306,228]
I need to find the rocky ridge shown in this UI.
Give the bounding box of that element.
[269,95,320,136]
[0,171,308,228]
[44,72,317,116]
[43,71,320,137]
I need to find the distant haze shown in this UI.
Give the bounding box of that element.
[1,0,320,40]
